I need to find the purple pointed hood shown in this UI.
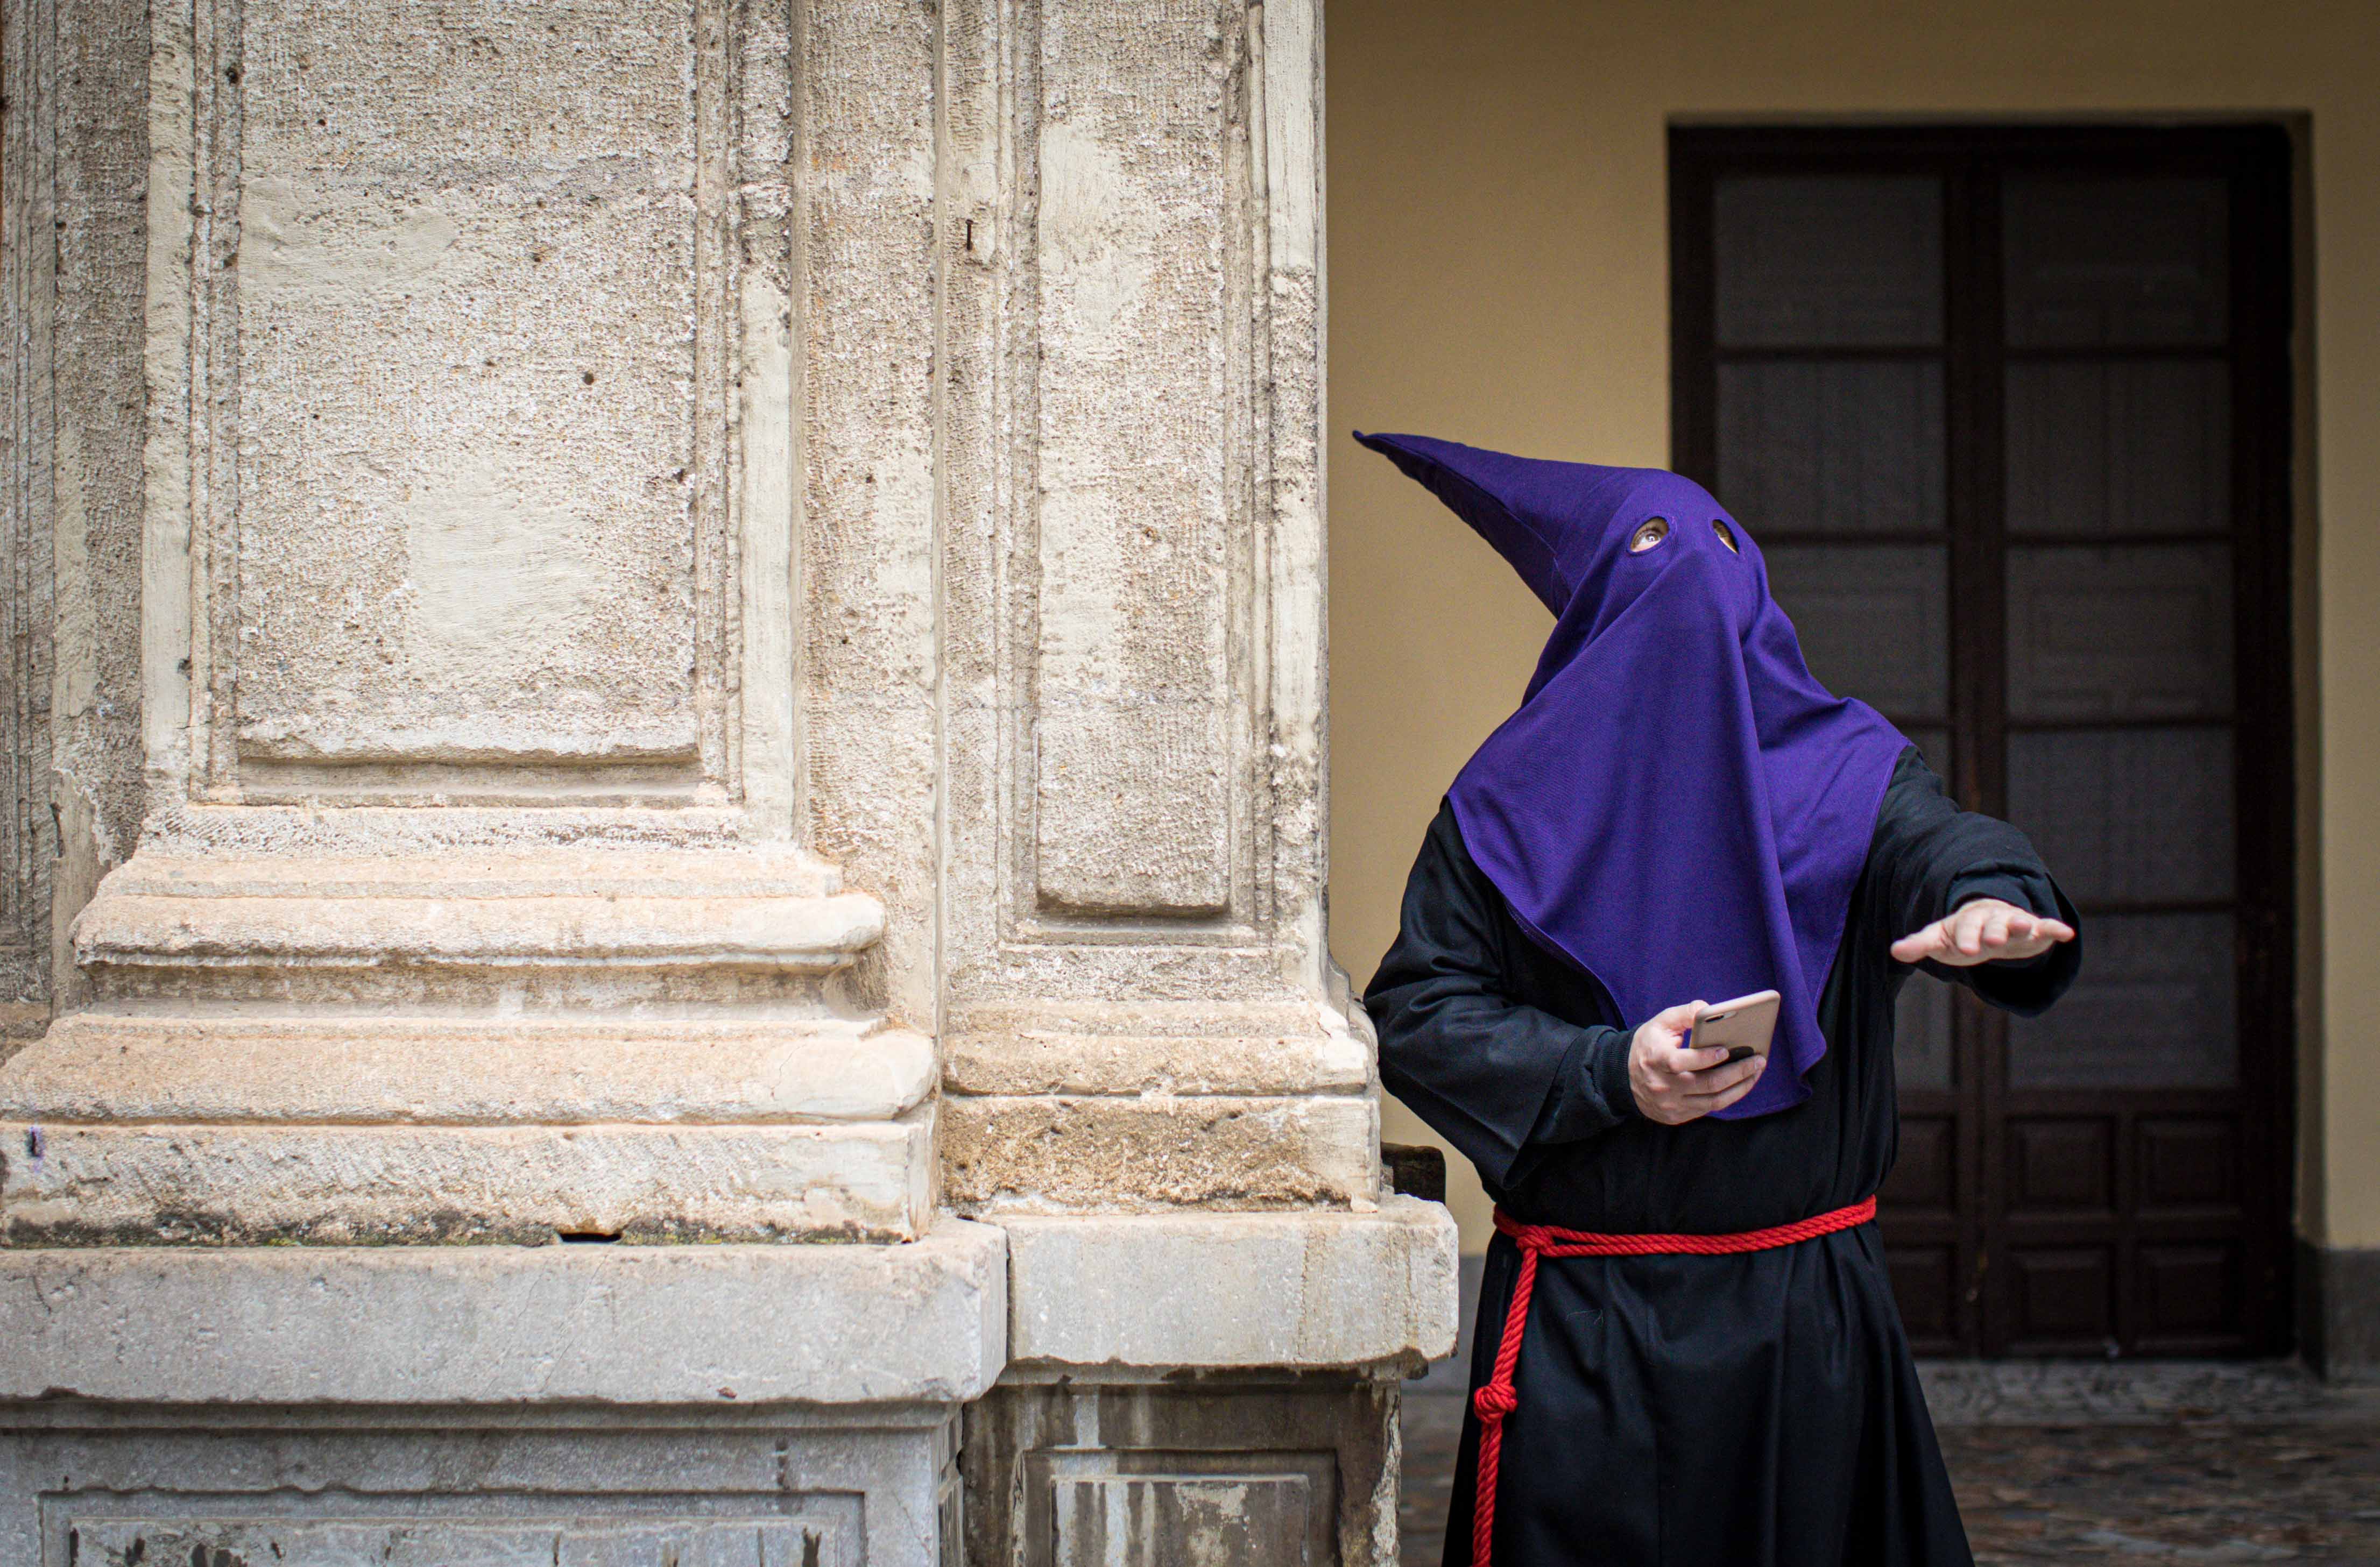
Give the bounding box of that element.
[1358,431,1909,1119]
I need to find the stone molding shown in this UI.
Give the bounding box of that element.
[0,845,937,1243]
[1001,1197,1461,1372]
[3,1015,934,1124]
[1,1216,1008,1406]
[942,1089,1379,1212]
[1,1202,1461,1407]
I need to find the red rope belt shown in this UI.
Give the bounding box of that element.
[1468,1195,1877,1567]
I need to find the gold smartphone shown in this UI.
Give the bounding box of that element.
[1690,989,1781,1065]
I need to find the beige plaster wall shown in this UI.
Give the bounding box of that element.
[1326,0,2379,1254]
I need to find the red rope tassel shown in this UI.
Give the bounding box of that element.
[1467,1195,1878,1567]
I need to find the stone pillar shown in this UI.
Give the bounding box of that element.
[0,0,1456,1559]
[934,5,1452,1560]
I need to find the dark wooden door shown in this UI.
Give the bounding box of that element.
[1670,126,2295,1357]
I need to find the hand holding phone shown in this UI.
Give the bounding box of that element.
[1686,988,1781,1067]
[1628,992,1775,1124]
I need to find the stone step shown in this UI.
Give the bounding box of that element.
[1000,1197,1458,1371]
[71,847,886,1010]
[7,846,933,1244]
[1,1217,1007,1405]
[0,1015,934,1124]
[97,848,848,901]
[0,1112,936,1245]
[942,1032,1371,1096]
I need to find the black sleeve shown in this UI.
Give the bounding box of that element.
[1866,747,2082,1016]
[1362,802,1637,1190]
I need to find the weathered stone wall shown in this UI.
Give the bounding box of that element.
[0,0,1459,1560]
[0,0,935,1253]
[2,0,150,1044]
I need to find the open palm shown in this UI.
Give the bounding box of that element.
[1890,897,2074,967]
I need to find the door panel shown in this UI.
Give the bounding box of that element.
[2005,361,2232,536]
[1763,545,1951,715]
[2005,544,2235,720]
[2004,729,2236,903]
[2001,175,2229,346]
[1672,126,2294,1357]
[1719,362,1948,532]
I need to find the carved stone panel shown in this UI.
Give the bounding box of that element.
[3,1420,957,1567]
[941,0,1327,1002]
[161,0,794,809]
[38,1489,864,1567]
[1028,0,1251,920]
[1034,1451,1336,1567]
[964,1380,1396,1567]
[61,1513,848,1567]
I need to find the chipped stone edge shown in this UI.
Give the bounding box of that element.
[0,1216,1007,1407]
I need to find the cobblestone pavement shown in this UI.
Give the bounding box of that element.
[1947,1423,2380,1562]
[1399,1393,2380,1565]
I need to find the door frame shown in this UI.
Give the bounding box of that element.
[1667,122,2298,1356]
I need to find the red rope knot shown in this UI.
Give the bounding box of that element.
[1472,1382,1519,1423]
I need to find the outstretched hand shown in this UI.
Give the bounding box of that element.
[1890,897,2074,968]
[1629,1001,1765,1125]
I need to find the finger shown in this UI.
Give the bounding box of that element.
[1889,920,1945,963]
[1651,1000,1708,1030]
[1682,1055,1765,1097]
[1980,906,2014,950]
[1953,905,1986,957]
[2035,918,2076,944]
[2001,910,2053,956]
[1642,999,1706,1051]
[1664,1044,1734,1075]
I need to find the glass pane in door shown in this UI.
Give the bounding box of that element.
[1719,362,1946,533]
[2008,912,2238,1089]
[2005,544,2235,721]
[2003,175,2229,346]
[1715,176,1944,346]
[1764,545,1949,721]
[2005,729,2235,904]
[2005,361,2232,537]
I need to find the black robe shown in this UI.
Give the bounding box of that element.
[1366,748,2080,1567]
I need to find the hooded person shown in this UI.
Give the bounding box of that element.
[1355,432,2081,1567]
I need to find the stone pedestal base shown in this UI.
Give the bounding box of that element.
[963,1376,1405,1567]
[969,1199,1459,1566]
[3,1406,961,1567]
[0,1222,1005,1565]
[2,1198,1459,1565]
